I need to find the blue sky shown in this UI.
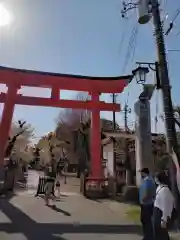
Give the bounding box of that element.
[0,0,180,138]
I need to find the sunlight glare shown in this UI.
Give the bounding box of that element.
[0,4,11,27]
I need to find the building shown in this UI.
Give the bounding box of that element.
[102,131,167,189]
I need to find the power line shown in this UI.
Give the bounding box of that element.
[122,23,138,73]
[118,20,128,56]
[165,6,180,36]
[176,30,180,36]
[130,26,138,62]
[172,7,180,22]
[168,49,180,52]
[160,0,168,23]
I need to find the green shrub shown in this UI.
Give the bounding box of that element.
[125,205,140,224]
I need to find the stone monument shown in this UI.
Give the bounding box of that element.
[134,84,155,186]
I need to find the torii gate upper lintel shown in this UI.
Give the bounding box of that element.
[0,66,132,180]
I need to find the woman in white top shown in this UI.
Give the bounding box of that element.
[153,172,175,240]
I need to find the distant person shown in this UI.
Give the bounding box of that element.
[153,172,175,240]
[45,165,56,199]
[139,168,156,240]
[57,158,64,176]
[55,180,61,198]
[56,160,62,176]
[44,176,56,207]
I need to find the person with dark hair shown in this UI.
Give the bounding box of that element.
[139,168,156,240]
[44,165,56,206]
[153,172,175,240]
[44,176,56,206]
[55,180,61,198]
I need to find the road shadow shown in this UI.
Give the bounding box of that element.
[0,198,142,240]
[60,194,68,197]
[48,205,71,216]
[55,199,64,202]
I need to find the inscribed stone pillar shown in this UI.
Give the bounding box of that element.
[134,84,154,186]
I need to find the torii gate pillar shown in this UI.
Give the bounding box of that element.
[0,85,18,164]
[91,92,103,178]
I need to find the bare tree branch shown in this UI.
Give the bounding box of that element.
[6,120,35,162]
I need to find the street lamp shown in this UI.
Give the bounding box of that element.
[132,66,149,84]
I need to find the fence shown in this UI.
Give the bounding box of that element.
[35,176,56,197]
[35,176,48,196]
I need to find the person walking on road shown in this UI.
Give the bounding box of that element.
[44,176,56,206]
[55,180,61,198]
[139,168,156,240]
[153,172,175,240]
[44,165,56,206]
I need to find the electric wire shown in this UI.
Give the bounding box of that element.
[168,49,180,52]
[122,24,138,123]
[121,22,138,73]
[172,7,180,22]
[118,21,128,56]
[165,6,180,36]
[130,25,138,63]
[116,0,129,56]
[176,29,180,36]
[118,3,139,131]
[160,0,168,24]
[124,24,138,71]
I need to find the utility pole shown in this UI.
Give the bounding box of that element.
[112,93,117,197]
[112,94,117,131]
[124,103,130,132]
[121,0,180,220]
[151,0,180,212]
[112,93,118,165]
[123,103,132,185]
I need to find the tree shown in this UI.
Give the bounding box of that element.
[55,91,123,182]
[174,105,180,129]
[2,120,34,193]
[152,134,167,171]
[35,132,69,174]
[9,120,35,164]
[161,105,180,147]
[101,118,120,131]
[161,105,180,129]
[55,93,90,164]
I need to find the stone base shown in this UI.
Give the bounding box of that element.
[84,177,108,199]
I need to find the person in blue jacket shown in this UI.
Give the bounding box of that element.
[139,168,156,240]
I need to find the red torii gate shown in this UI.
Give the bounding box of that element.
[0,66,132,180]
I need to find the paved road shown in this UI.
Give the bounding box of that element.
[0,193,141,240]
[0,171,142,239]
[0,172,178,239]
